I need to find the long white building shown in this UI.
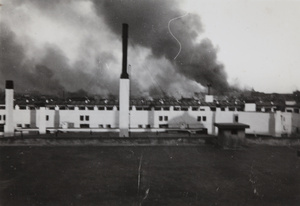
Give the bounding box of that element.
[0,84,299,138]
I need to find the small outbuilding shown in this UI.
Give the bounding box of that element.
[214,123,250,149]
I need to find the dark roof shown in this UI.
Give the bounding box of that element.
[214,123,250,129]
[4,96,294,108]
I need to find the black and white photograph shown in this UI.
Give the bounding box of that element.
[0,0,300,205]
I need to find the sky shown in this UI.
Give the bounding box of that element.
[0,0,300,97]
[182,0,300,94]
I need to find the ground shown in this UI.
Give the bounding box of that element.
[0,144,300,206]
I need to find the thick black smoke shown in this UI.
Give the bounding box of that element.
[0,22,118,96]
[93,0,230,93]
[0,23,64,94]
[1,0,232,98]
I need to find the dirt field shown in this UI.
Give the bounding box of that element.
[0,145,300,206]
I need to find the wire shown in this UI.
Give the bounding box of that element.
[168,13,189,60]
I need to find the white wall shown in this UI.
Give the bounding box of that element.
[5,103,300,138]
[238,112,274,135]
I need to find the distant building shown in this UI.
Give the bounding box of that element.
[1,84,300,138]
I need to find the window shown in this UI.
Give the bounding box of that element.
[16,124,22,127]
[286,109,293,113]
[98,106,105,110]
[80,115,84,121]
[68,107,75,110]
[234,115,239,123]
[59,106,66,110]
[159,116,163,121]
[80,124,89,128]
[159,124,169,128]
[164,116,168,121]
[19,106,26,110]
[0,115,1,120]
[174,107,180,111]
[265,108,271,112]
[46,115,49,121]
[203,116,206,121]
[49,107,55,110]
[200,108,205,111]
[3,115,5,120]
[79,107,85,110]
[192,107,198,111]
[25,124,30,128]
[163,107,170,111]
[138,124,143,128]
[294,109,299,113]
[229,107,235,111]
[85,115,89,121]
[87,107,94,110]
[106,124,111,128]
[210,107,216,111]
[146,124,151,128]
[197,116,201,122]
[221,108,225,111]
[98,124,103,128]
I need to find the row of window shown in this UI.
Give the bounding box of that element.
[16,105,300,113]
[197,116,207,122]
[81,124,153,128]
[16,124,30,128]
[14,106,247,111]
[32,114,239,124]
[80,115,89,121]
[159,116,168,121]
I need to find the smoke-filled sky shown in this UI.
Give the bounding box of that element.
[0,0,300,97]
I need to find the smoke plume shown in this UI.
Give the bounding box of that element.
[93,0,230,93]
[0,0,232,98]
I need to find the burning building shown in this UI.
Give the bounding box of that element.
[0,24,300,138]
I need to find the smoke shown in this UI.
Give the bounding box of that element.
[0,0,233,98]
[0,22,119,96]
[0,23,64,94]
[93,0,231,93]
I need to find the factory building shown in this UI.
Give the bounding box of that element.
[0,89,300,138]
[1,23,300,138]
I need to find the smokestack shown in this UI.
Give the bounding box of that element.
[119,24,130,137]
[121,23,129,79]
[207,83,212,95]
[4,80,14,136]
[205,83,214,103]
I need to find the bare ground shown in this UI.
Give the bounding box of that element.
[0,144,300,206]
